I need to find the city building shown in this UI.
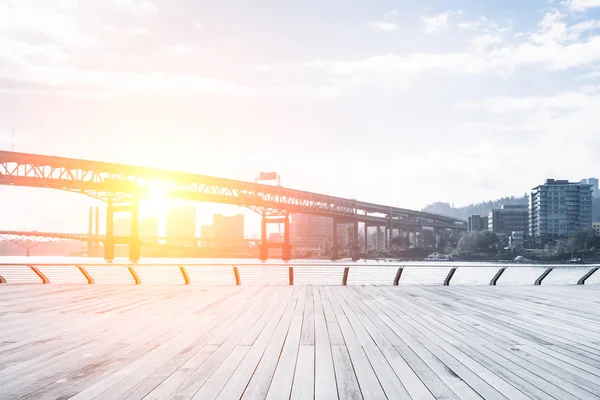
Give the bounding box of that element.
[488,205,529,235]
[290,213,332,248]
[269,232,284,243]
[166,206,196,246]
[581,178,599,198]
[140,218,159,244]
[509,231,525,249]
[200,214,245,247]
[593,222,600,236]
[468,215,488,231]
[113,217,131,237]
[530,179,593,247]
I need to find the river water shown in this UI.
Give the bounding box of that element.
[0,256,599,286]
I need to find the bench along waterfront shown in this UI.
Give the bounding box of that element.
[0,260,599,399]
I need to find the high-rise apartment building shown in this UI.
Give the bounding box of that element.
[468,215,488,231]
[166,206,196,246]
[200,214,245,247]
[113,217,131,237]
[290,213,332,248]
[140,218,159,244]
[581,178,599,198]
[529,179,593,247]
[488,205,529,235]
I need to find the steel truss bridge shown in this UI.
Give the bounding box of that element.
[0,151,466,261]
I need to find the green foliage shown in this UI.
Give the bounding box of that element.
[391,235,409,247]
[547,227,599,255]
[424,194,600,224]
[422,195,529,220]
[455,231,500,254]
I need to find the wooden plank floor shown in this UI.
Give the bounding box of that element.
[0,284,599,399]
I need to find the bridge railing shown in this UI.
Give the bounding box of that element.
[0,261,599,286]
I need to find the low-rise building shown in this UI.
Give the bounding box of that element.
[509,231,525,249]
[200,214,245,247]
[468,215,488,231]
[489,205,529,235]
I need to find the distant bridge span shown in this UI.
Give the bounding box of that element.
[0,151,466,260]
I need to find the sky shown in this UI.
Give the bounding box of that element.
[1,0,600,234]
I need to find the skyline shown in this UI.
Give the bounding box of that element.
[2,0,600,231]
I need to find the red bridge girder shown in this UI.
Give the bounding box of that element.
[0,151,467,229]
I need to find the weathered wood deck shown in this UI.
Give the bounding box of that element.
[0,284,599,399]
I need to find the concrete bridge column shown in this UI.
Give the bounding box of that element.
[363,223,368,251]
[330,218,339,260]
[387,218,393,249]
[87,206,93,257]
[351,219,360,261]
[104,202,115,261]
[129,202,140,262]
[384,226,389,250]
[259,215,268,261]
[282,214,291,261]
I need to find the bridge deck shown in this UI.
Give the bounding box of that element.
[0,284,599,399]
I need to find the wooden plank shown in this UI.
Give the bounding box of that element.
[190,346,250,400]
[291,345,315,400]
[265,314,303,399]
[325,287,387,399]
[2,284,600,400]
[331,346,362,400]
[313,286,338,400]
[300,285,315,346]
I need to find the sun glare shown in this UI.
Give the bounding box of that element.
[140,186,171,218]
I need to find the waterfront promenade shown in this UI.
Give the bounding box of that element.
[1,282,599,399]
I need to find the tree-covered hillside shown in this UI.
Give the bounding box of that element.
[422,195,529,220]
[424,194,600,222]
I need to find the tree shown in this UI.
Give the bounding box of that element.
[391,235,409,248]
[456,231,499,254]
[421,230,436,248]
[345,225,353,249]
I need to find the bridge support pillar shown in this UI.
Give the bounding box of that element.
[94,206,100,253]
[87,206,93,256]
[384,226,389,250]
[364,223,368,251]
[351,219,360,261]
[376,226,382,250]
[330,218,339,260]
[259,214,292,261]
[104,201,140,262]
[386,215,394,250]
[282,214,291,261]
[129,202,140,262]
[259,215,268,261]
[104,202,115,261]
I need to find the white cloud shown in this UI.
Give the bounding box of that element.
[300,11,600,90]
[111,0,158,15]
[471,34,505,51]
[458,21,480,30]
[0,2,253,99]
[193,22,203,29]
[103,25,118,34]
[384,10,398,18]
[162,44,198,56]
[457,90,598,114]
[127,26,149,35]
[420,12,452,34]
[568,0,600,11]
[368,21,397,32]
